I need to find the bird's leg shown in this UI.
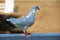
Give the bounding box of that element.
[23,26,31,36]
[23,29,26,34]
[23,30,31,37]
[23,26,27,33]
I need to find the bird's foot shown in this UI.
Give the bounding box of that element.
[24,33,31,37]
[24,33,31,36]
[21,32,31,37]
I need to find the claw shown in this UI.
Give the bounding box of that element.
[21,32,31,37]
[24,33,31,37]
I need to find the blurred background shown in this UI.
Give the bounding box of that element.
[0,0,60,33]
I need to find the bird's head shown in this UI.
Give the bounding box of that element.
[33,6,40,10]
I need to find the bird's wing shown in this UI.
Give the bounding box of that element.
[6,18,27,26]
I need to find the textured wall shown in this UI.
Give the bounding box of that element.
[15,1,60,33]
[0,0,60,33]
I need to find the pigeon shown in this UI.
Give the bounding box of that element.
[6,6,40,36]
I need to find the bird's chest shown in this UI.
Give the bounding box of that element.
[23,18,35,26]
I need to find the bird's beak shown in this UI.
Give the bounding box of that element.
[38,7,40,10]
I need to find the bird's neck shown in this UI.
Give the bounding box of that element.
[25,9,37,18]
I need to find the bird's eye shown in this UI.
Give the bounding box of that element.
[36,6,38,8]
